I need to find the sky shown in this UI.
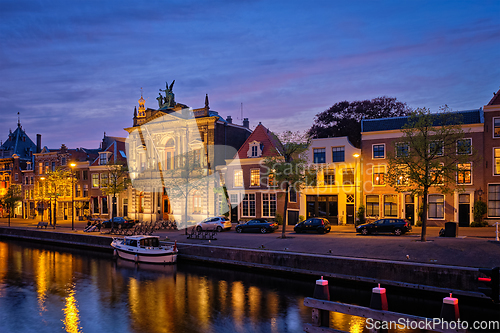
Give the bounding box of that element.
[0,0,499,149]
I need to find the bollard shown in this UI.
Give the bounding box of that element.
[370,283,388,311]
[440,293,460,321]
[313,276,330,327]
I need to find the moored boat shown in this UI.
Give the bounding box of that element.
[111,235,178,264]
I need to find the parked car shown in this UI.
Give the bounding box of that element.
[356,218,412,236]
[294,218,331,234]
[102,217,136,229]
[196,216,232,232]
[235,219,279,234]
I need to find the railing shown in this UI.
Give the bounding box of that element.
[303,297,467,333]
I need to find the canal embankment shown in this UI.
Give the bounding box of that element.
[0,225,496,299]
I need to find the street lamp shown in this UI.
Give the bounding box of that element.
[40,176,45,223]
[70,163,76,231]
[353,153,360,225]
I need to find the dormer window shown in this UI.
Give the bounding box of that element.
[247,141,263,158]
[99,152,111,165]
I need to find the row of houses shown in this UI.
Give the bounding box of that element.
[1,85,500,227]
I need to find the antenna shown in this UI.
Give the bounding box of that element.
[241,103,243,120]
[17,112,20,127]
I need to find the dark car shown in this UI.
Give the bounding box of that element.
[235,219,279,234]
[356,218,412,236]
[294,218,331,234]
[102,217,136,229]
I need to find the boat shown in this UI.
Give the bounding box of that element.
[111,235,178,264]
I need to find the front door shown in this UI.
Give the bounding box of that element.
[404,194,415,225]
[346,204,355,224]
[288,210,299,225]
[458,194,470,227]
[162,197,170,220]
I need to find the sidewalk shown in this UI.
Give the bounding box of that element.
[1,217,500,268]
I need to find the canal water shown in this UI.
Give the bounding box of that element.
[0,239,497,333]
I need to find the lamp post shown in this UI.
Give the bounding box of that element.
[70,163,76,231]
[353,153,360,225]
[40,177,45,223]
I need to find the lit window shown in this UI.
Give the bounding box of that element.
[268,173,276,187]
[494,118,500,137]
[324,168,335,185]
[234,170,243,187]
[193,192,202,214]
[366,195,379,216]
[488,185,500,217]
[372,165,385,185]
[101,173,108,186]
[92,174,99,188]
[342,168,354,185]
[250,169,260,186]
[384,195,397,217]
[457,163,472,184]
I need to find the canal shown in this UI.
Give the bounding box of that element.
[0,239,498,333]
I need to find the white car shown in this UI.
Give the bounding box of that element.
[196,217,232,232]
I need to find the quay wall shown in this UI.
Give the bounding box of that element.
[0,227,485,298]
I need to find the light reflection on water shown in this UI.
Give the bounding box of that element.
[3,239,496,333]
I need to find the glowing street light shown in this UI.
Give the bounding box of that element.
[70,163,76,231]
[353,153,360,225]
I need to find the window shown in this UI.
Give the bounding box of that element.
[193,192,202,214]
[242,194,256,217]
[51,162,55,172]
[384,195,397,217]
[396,143,409,158]
[251,146,258,157]
[92,197,99,214]
[262,193,276,217]
[83,185,88,197]
[45,162,49,174]
[323,168,335,185]
[61,158,66,166]
[92,174,99,188]
[428,194,444,219]
[268,173,276,187]
[75,185,81,197]
[102,197,108,214]
[38,162,43,174]
[99,154,107,165]
[289,188,297,203]
[366,195,379,216]
[457,163,472,184]
[373,144,385,159]
[305,169,317,186]
[457,138,471,155]
[313,148,326,163]
[31,177,33,184]
[342,168,354,185]
[396,166,409,186]
[83,170,88,181]
[430,166,444,185]
[193,149,201,166]
[101,173,108,186]
[372,165,385,186]
[332,147,345,162]
[75,171,80,180]
[488,185,500,217]
[234,170,243,187]
[494,118,500,137]
[25,177,29,185]
[250,169,260,186]
[429,141,444,156]
[14,174,18,181]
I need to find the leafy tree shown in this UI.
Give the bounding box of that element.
[308,96,411,147]
[386,108,474,241]
[0,185,22,226]
[45,168,72,227]
[100,161,131,229]
[264,131,311,239]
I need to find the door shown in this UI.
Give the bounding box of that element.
[288,211,299,225]
[346,204,355,224]
[458,194,470,227]
[405,194,415,225]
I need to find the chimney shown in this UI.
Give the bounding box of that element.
[243,118,249,129]
[36,134,41,153]
[226,115,232,124]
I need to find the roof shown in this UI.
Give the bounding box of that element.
[0,124,37,159]
[487,88,500,106]
[361,109,483,133]
[235,123,282,159]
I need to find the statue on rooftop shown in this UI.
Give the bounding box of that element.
[159,80,176,108]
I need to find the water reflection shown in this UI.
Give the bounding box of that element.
[0,240,498,333]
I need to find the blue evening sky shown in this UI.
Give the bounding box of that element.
[0,0,499,149]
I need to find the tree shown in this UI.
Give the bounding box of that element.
[100,161,131,229]
[264,131,311,239]
[45,168,72,227]
[308,96,411,147]
[0,185,22,226]
[386,108,474,242]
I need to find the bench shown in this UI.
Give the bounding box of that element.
[37,222,48,229]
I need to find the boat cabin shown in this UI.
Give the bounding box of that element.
[124,236,160,248]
